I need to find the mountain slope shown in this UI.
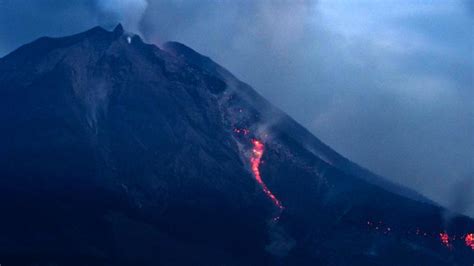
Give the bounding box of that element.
[0,25,472,265]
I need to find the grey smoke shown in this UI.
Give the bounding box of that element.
[96,0,148,35]
[449,174,474,216]
[0,0,472,216]
[265,223,296,258]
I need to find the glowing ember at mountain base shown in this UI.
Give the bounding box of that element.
[439,232,451,248]
[366,220,474,251]
[465,233,474,250]
[250,139,284,211]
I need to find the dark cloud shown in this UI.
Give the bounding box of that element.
[0,0,472,216]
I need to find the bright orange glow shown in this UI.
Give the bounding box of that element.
[439,232,451,248]
[465,233,474,250]
[250,139,284,210]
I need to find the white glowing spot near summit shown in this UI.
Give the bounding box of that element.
[127,36,132,44]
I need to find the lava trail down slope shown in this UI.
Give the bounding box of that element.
[0,24,472,265]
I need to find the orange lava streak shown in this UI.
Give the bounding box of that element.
[465,233,474,250]
[250,139,284,210]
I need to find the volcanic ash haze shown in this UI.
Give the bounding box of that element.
[0,25,472,265]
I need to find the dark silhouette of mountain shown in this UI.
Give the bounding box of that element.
[0,24,472,265]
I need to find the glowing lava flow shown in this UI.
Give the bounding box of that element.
[465,233,474,250]
[250,139,284,211]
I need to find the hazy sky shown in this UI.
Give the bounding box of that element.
[0,0,472,215]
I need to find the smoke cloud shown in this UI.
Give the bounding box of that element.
[449,174,474,216]
[96,0,148,35]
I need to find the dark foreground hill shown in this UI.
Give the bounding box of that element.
[0,25,472,265]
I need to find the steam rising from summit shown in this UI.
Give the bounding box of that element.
[97,0,148,35]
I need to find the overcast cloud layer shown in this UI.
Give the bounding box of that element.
[0,0,472,215]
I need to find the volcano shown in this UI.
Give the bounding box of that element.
[0,25,472,265]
